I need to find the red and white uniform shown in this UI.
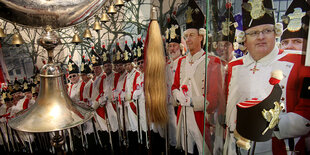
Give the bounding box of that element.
[68,79,83,104]
[103,72,118,132]
[225,46,310,155]
[122,68,143,131]
[166,56,184,146]
[90,72,107,131]
[172,49,223,154]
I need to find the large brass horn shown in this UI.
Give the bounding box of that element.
[8,26,93,133]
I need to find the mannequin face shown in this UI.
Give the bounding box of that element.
[216,41,234,62]
[244,24,276,61]
[168,42,181,60]
[68,73,79,84]
[93,66,103,76]
[137,59,144,72]
[280,38,307,51]
[184,29,203,55]
[125,62,134,72]
[103,63,112,75]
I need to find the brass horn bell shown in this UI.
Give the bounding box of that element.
[0,27,6,38]
[93,19,102,31]
[115,0,124,7]
[72,33,82,44]
[100,12,109,22]
[12,32,24,46]
[9,63,93,132]
[107,4,117,14]
[83,28,92,39]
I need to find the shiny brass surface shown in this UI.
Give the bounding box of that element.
[100,12,109,22]
[93,19,102,31]
[107,4,117,14]
[72,33,82,44]
[8,28,94,133]
[11,32,24,45]
[115,0,124,7]
[0,0,107,28]
[83,28,93,39]
[0,27,6,38]
[8,63,94,132]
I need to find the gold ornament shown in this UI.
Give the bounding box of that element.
[24,83,28,90]
[91,55,97,64]
[81,63,85,71]
[261,101,283,135]
[222,19,232,36]
[137,47,142,57]
[165,28,169,40]
[170,24,178,39]
[248,0,266,19]
[124,50,128,60]
[116,51,121,60]
[287,8,306,32]
[68,62,72,71]
[102,52,107,62]
[185,7,193,24]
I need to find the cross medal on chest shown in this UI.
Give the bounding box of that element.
[250,65,259,74]
[189,60,194,65]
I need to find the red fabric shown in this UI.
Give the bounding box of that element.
[269,77,280,85]
[130,102,137,114]
[114,73,121,89]
[0,64,5,83]
[96,107,105,119]
[69,84,74,96]
[79,81,86,101]
[226,59,244,100]
[99,74,106,94]
[0,112,11,118]
[22,98,30,110]
[131,72,140,99]
[171,56,186,92]
[272,137,287,155]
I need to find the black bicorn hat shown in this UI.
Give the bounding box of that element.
[217,6,237,43]
[22,77,31,93]
[242,0,275,30]
[236,83,282,142]
[114,43,124,64]
[90,47,103,66]
[136,38,144,61]
[185,0,205,30]
[68,56,79,74]
[281,0,310,40]
[165,14,181,44]
[123,41,134,63]
[102,45,112,65]
[80,56,92,74]
[131,41,137,58]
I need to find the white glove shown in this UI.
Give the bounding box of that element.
[98,96,108,107]
[120,90,125,101]
[172,89,191,107]
[112,89,120,101]
[92,101,99,109]
[133,87,143,101]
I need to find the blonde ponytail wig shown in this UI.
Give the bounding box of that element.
[144,16,168,125]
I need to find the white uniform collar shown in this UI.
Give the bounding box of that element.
[244,45,279,67]
[188,49,204,61]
